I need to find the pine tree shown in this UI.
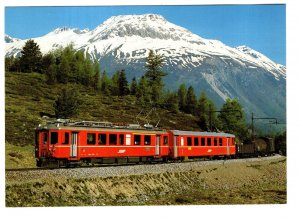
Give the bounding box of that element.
[5,56,14,72]
[164,91,179,113]
[197,91,210,130]
[136,76,150,105]
[178,83,187,111]
[82,57,94,86]
[54,86,80,118]
[41,53,55,75]
[218,98,248,141]
[207,99,220,131]
[144,50,167,104]
[57,56,71,83]
[101,70,111,95]
[130,77,138,96]
[45,64,57,85]
[118,69,129,96]
[185,86,197,114]
[111,71,121,95]
[19,39,42,73]
[92,62,101,90]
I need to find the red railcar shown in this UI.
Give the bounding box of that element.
[35,120,236,167]
[35,120,169,167]
[167,130,236,159]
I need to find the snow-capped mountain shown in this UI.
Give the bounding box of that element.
[5,34,20,43]
[5,14,286,121]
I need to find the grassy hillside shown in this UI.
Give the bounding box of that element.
[5,72,200,148]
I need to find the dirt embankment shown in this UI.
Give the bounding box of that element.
[6,156,286,206]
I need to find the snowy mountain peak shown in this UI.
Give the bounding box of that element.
[47,27,90,36]
[90,14,199,43]
[236,45,267,60]
[5,34,20,43]
[5,13,286,121]
[236,45,285,78]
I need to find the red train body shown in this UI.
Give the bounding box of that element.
[35,120,236,167]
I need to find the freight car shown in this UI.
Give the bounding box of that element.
[236,137,275,157]
[35,119,236,167]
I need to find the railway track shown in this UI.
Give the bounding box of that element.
[6,155,285,184]
[5,155,281,173]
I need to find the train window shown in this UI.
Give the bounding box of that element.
[119,134,124,145]
[126,134,131,145]
[109,134,117,145]
[201,137,205,146]
[181,137,184,146]
[219,138,223,146]
[98,134,106,145]
[50,132,58,144]
[163,136,168,145]
[207,138,212,146]
[43,132,48,144]
[134,135,141,145]
[214,138,218,146]
[144,135,151,145]
[187,137,192,146]
[87,133,96,145]
[194,137,199,146]
[63,132,69,144]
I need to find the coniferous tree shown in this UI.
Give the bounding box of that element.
[41,53,55,75]
[54,86,80,118]
[197,91,210,130]
[92,62,101,90]
[118,69,129,96]
[178,83,187,111]
[144,50,167,104]
[130,77,138,96]
[5,56,15,72]
[19,39,42,73]
[101,70,111,95]
[57,55,71,83]
[164,91,179,113]
[207,99,220,131]
[111,71,121,95]
[136,76,150,105]
[82,57,94,86]
[45,64,57,85]
[6,56,21,72]
[218,98,248,141]
[185,86,197,114]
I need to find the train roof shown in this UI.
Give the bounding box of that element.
[36,120,167,134]
[169,130,235,138]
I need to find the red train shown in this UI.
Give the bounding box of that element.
[35,120,236,167]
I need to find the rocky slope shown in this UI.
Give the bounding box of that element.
[5,14,286,121]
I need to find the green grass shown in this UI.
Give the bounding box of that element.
[5,72,200,167]
[5,143,36,168]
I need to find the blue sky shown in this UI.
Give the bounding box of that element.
[5,5,286,65]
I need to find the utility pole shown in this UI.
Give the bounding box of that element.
[251,112,278,140]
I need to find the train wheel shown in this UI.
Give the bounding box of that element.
[36,160,42,167]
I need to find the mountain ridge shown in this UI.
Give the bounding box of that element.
[5,13,286,122]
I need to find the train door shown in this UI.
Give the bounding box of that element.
[155,135,160,156]
[226,137,230,155]
[38,131,49,157]
[174,136,178,158]
[70,132,78,158]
